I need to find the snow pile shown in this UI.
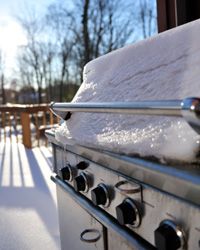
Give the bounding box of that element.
[56,20,200,162]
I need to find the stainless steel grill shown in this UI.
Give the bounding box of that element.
[50,97,200,134]
[47,97,200,250]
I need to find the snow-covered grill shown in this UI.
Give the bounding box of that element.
[47,97,200,250]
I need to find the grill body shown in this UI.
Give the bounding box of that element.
[47,130,200,250]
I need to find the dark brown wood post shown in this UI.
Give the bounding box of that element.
[156,0,176,32]
[157,0,200,32]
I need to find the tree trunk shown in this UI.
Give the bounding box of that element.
[59,80,64,102]
[82,0,90,65]
[38,86,42,104]
[1,74,6,104]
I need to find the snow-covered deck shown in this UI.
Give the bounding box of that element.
[0,134,60,250]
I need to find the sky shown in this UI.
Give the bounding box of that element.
[0,0,157,80]
[0,0,56,77]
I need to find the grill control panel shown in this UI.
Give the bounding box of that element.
[56,147,200,249]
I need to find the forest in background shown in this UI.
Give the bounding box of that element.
[0,0,157,104]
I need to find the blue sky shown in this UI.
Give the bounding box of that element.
[0,0,55,16]
[0,0,157,78]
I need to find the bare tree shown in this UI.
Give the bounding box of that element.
[17,11,44,103]
[46,4,76,101]
[82,0,90,64]
[65,0,135,79]
[18,43,44,103]
[17,9,57,103]
[137,0,157,39]
[0,50,6,104]
[15,0,157,103]
[38,41,55,102]
[18,53,34,87]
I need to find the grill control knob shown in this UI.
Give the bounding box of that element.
[76,161,89,170]
[91,184,110,207]
[74,173,89,192]
[59,164,73,181]
[154,220,185,250]
[116,198,141,227]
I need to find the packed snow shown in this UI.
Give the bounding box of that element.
[0,136,60,250]
[56,20,200,162]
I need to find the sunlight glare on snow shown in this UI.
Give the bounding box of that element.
[18,144,35,188]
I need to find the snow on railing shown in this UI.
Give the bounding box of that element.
[0,104,59,148]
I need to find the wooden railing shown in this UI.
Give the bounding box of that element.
[0,104,59,148]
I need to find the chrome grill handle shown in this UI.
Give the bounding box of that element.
[181,97,200,134]
[49,97,200,134]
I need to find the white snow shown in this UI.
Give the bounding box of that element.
[56,19,200,162]
[0,134,60,250]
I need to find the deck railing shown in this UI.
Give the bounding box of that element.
[0,104,59,148]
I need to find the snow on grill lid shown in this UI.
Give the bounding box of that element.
[55,19,200,162]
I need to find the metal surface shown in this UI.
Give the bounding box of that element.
[115,180,141,195]
[45,132,200,207]
[50,100,182,116]
[51,146,200,249]
[47,128,200,249]
[53,175,155,250]
[181,97,200,134]
[80,229,102,243]
[56,182,106,250]
[49,97,200,134]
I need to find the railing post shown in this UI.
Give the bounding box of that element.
[21,112,32,148]
[0,104,52,148]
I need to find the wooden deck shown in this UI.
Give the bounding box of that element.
[0,104,58,148]
[0,132,60,249]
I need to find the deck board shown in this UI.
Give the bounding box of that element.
[0,133,60,250]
